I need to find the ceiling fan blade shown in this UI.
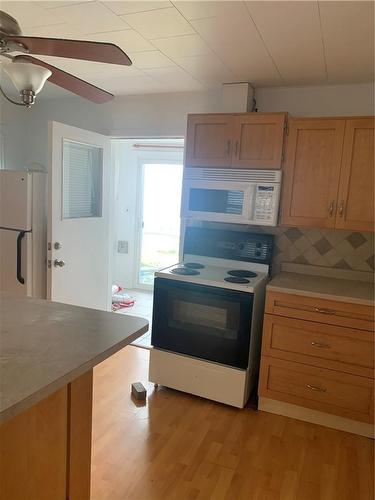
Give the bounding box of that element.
[6,36,131,66]
[14,55,114,104]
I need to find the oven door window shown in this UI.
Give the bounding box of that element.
[151,278,253,369]
[188,188,244,215]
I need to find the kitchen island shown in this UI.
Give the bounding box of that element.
[0,294,148,500]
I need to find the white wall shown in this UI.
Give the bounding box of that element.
[1,88,222,171]
[255,83,374,116]
[2,81,373,172]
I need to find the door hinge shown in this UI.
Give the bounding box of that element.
[48,242,51,251]
[284,121,289,135]
[47,259,52,269]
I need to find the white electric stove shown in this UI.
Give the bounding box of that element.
[149,227,274,408]
[156,256,269,293]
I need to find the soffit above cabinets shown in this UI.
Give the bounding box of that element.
[1,1,373,98]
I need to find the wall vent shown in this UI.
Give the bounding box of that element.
[184,168,282,183]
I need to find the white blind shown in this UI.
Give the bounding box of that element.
[62,140,103,219]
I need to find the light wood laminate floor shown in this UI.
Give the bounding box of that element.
[91,347,374,500]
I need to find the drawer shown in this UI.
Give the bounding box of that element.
[265,291,374,331]
[258,356,374,423]
[262,314,374,377]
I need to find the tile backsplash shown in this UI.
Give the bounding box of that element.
[199,221,374,276]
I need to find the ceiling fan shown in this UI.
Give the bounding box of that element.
[0,10,132,107]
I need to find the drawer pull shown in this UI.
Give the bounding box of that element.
[306,384,327,393]
[314,307,335,315]
[311,341,331,349]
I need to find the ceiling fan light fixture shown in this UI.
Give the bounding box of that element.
[3,58,52,106]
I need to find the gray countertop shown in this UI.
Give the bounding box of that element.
[0,295,148,423]
[267,271,374,306]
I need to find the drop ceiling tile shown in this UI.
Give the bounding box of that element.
[91,74,165,95]
[192,15,281,85]
[22,23,85,39]
[216,44,282,86]
[319,1,374,83]
[51,1,129,34]
[129,50,175,69]
[1,1,62,28]
[103,1,171,16]
[174,1,248,20]
[36,1,91,8]
[88,29,154,52]
[246,1,327,85]
[192,12,261,47]
[173,54,235,86]
[144,66,204,90]
[122,7,194,39]
[152,34,212,58]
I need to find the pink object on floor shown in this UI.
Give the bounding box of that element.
[112,285,135,311]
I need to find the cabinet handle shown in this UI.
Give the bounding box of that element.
[314,307,335,315]
[328,200,335,217]
[306,384,327,393]
[338,201,345,217]
[226,140,231,156]
[311,341,331,349]
[235,140,239,156]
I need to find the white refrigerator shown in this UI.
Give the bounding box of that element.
[0,170,46,298]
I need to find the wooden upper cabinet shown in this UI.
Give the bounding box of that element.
[335,118,375,232]
[185,113,286,169]
[185,114,233,167]
[231,113,285,169]
[281,118,345,228]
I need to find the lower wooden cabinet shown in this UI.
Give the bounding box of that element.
[0,370,93,500]
[259,356,374,424]
[258,290,375,436]
[261,314,374,377]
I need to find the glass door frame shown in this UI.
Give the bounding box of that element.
[134,153,184,291]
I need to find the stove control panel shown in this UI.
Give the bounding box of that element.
[184,227,274,265]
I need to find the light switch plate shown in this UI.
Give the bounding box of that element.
[118,240,129,254]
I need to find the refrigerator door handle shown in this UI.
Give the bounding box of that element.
[16,231,26,285]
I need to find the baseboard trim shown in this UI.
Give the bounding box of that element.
[258,397,374,439]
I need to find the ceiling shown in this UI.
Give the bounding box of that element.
[1,1,374,98]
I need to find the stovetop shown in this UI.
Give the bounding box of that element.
[155,257,269,293]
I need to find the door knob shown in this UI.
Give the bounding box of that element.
[54,242,62,250]
[54,259,66,268]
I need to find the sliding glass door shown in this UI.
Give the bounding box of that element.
[136,161,183,289]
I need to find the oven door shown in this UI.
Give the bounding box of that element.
[181,180,251,223]
[151,278,253,369]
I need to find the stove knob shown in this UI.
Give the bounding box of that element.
[238,243,245,251]
[255,250,261,257]
[256,242,262,248]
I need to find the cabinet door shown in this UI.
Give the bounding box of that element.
[185,114,233,167]
[231,113,286,169]
[335,118,374,231]
[281,118,345,228]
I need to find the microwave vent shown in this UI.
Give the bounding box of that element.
[184,168,282,183]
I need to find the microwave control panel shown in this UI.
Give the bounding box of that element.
[253,185,279,223]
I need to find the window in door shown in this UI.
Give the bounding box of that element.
[62,140,103,219]
[138,162,183,287]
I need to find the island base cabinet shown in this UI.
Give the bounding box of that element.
[0,370,93,500]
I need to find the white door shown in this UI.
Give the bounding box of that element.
[47,121,113,311]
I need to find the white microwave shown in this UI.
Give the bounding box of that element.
[181,168,282,226]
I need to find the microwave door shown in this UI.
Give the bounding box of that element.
[182,180,248,222]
